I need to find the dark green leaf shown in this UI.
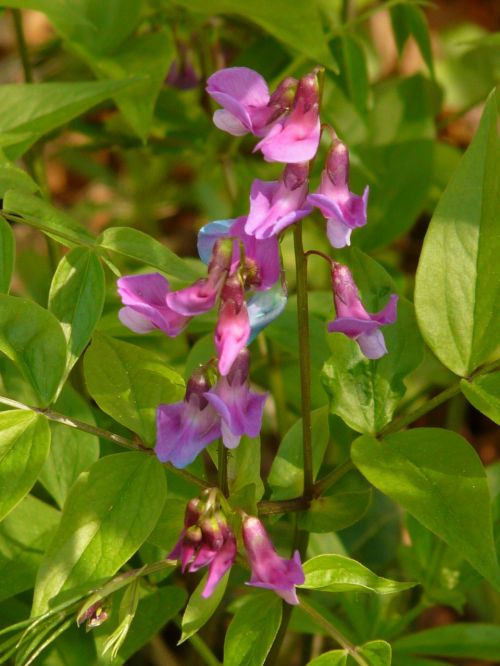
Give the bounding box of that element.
[415,90,500,376]
[460,371,500,425]
[301,554,415,594]
[98,226,200,282]
[0,295,67,405]
[32,452,167,614]
[0,217,14,293]
[329,35,369,115]
[393,623,500,660]
[352,430,500,587]
[0,410,50,521]
[49,247,105,375]
[390,4,434,75]
[84,334,185,444]
[0,495,59,602]
[223,593,282,666]
[180,571,229,644]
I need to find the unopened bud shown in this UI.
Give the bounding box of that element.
[220,274,245,308]
[185,498,203,527]
[326,140,349,189]
[200,516,224,550]
[282,162,309,190]
[226,348,250,386]
[185,369,212,402]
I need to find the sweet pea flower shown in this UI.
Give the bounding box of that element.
[242,515,305,605]
[205,349,267,449]
[215,276,251,376]
[155,372,221,468]
[308,139,369,248]
[244,163,312,239]
[328,263,398,360]
[206,67,296,137]
[254,70,321,163]
[169,498,236,598]
[117,273,189,336]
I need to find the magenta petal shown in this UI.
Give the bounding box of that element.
[327,316,379,337]
[230,218,281,291]
[213,109,248,136]
[215,301,251,376]
[371,293,398,325]
[166,279,218,316]
[202,537,236,598]
[204,383,267,443]
[118,307,155,333]
[255,116,320,164]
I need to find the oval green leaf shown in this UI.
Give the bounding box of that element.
[180,570,229,644]
[84,334,185,444]
[460,371,500,425]
[32,452,167,615]
[352,429,500,587]
[0,410,51,521]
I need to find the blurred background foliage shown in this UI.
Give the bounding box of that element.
[0,0,498,664]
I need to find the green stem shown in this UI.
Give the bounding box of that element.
[218,440,228,497]
[12,9,33,83]
[299,597,369,666]
[258,497,309,515]
[293,223,313,501]
[314,459,354,497]
[0,394,209,490]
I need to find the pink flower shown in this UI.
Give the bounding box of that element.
[308,139,369,248]
[254,71,321,164]
[328,263,398,359]
[215,276,251,376]
[242,516,304,605]
[244,163,312,239]
[117,273,189,336]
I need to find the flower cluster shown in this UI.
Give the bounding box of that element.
[117,65,398,469]
[169,490,304,604]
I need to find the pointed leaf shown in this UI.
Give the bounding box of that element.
[460,371,500,425]
[180,571,229,644]
[0,217,14,293]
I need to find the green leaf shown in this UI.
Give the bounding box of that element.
[322,249,423,434]
[415,90,500,376]
[0,495,59,602]
[393,623,500,660]
[172,0,336,71]
[38,385,100,508]
[98,226,200,282]
[84,334,185,444]
[3,189,95,247]
[390,4,434,76]
[94,586,186,665]
[352,429,500,587]
[353,640,391,666]
[0,217,14,293]
[0,79,139,157]
[49,247,105,374]
[307,651,347,666]
[460,371,500,425]
[298,469,372,533]
[223,592,282,666]
[32,452,167,615]
[268,406,330,500]
[0,294,67,405]
[301,554,415,594]
[0,159,38,198]
[229,436,264,505]
[329,35,369,115]
[147,497,185,551]
[0,410,50,521]
[180,570,229,644]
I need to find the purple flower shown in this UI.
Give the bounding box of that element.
[254,71,321,164]
[155,372,221,468]
[328,263,398,360]
[205,349,267,449]
[242,516,305,605]
[215,277,251,376]
[169,499,236,598]
[117,273,190,336]
[206,67,296,138]
[244,163,312,239]
[308,139,369,248]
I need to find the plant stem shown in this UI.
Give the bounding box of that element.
[314,459,354,497]
[173,617,222,666]
[0,394,209,489]
[258,497,309,515]
[218,440,228,497]
[299,597,369,666]
[293,223,314,502]
[12,9,33,82]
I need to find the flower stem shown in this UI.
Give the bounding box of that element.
[12,9,33,83]
[173,617,222,666]
[218,440,229,496]
[293,223,313,502]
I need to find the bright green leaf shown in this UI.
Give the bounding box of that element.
[352,429,500,587]
[32,452,167,614]
[393,623,500,660]
[84,334,184,444]
[301,554,415,594]
[0,159,38,198]
[460,371,500,425]
[0,217,14,293]
[0,295,67,405]
[307,651,347,666]
[229,435,264,504]
[223,592,282,666]
[49,247,105,374]
[0,410,50,521]
[352,640,391,666]
[415,90,500,376]
[180,571,229,644]
[98,226,200,282]
[329,35,368,115]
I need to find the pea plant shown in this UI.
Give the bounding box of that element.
[0,2,498,665]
